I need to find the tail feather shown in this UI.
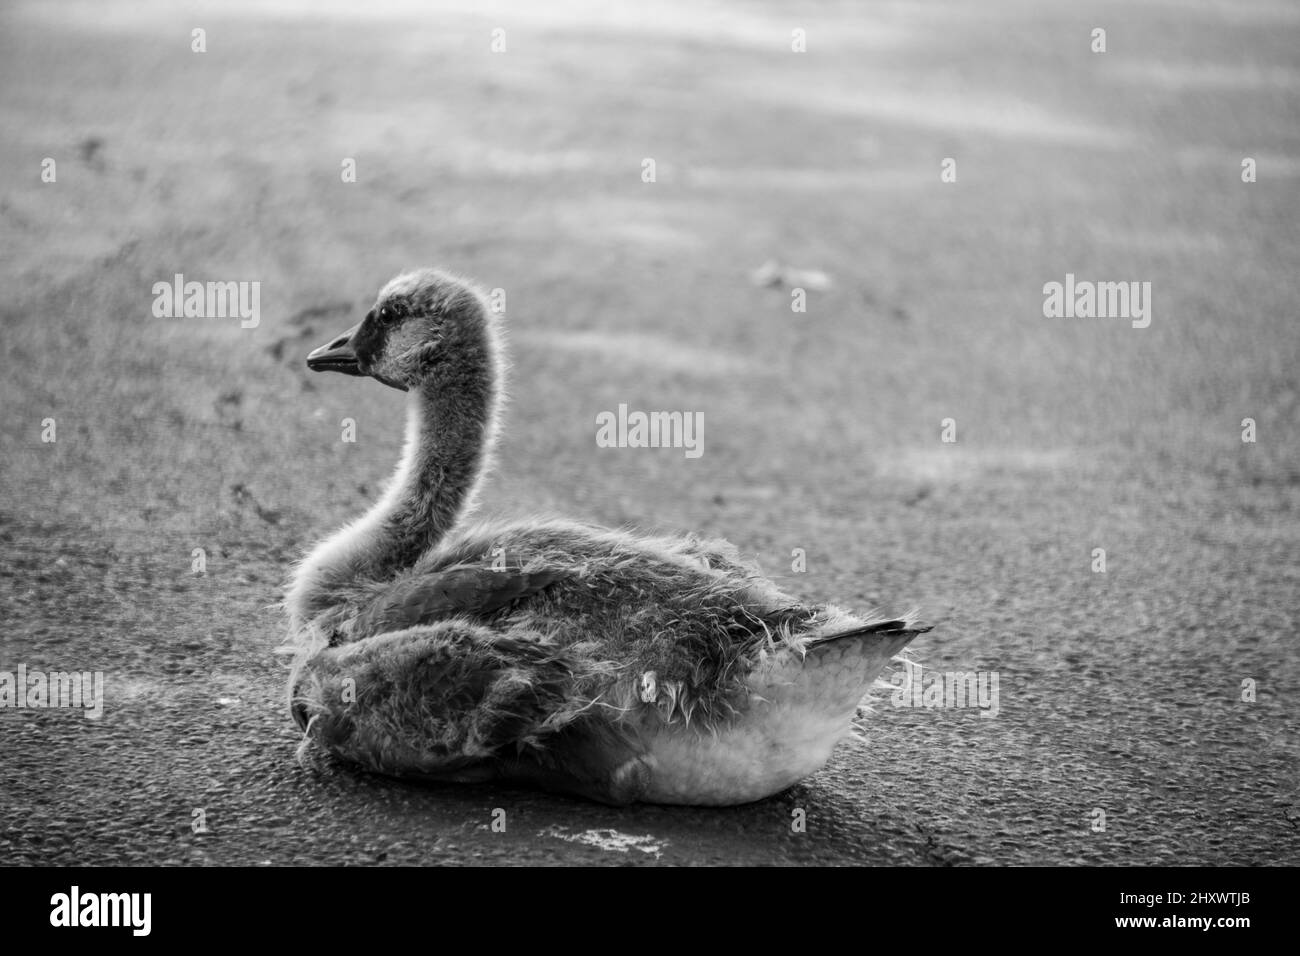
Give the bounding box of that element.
[808,616,933,649]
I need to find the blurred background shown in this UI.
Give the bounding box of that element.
[0,0,1297,865]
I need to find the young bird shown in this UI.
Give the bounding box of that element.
[285,269,930,805]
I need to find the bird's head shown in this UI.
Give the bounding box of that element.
[307,269,493,391]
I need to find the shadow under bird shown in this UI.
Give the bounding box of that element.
[285,268,931,806]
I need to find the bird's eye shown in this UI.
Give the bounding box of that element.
[378,306,391,322]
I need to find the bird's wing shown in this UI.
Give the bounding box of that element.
[351,565,571,639]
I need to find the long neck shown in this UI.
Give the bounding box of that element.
[288,348,498,626]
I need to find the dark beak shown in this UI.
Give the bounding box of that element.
[307,323,365,376]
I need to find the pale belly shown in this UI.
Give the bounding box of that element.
[639,695,859,805]
[631,626,912,805]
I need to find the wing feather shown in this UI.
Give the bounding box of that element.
[351,566,570,638]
